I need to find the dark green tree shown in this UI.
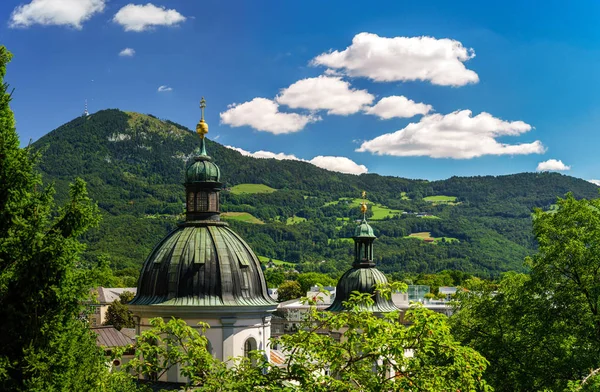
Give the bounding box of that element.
[276,280,303,302]
[0,46,107,391]
[103,291,135,330]
[452,194,600,391]
[296,272,336,293]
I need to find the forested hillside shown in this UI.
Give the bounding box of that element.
[32,109,600,284]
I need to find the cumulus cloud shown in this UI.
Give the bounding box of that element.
[357,110,544,159]
[536,159,571,172]
[157,85,172,92]
[225,145,368,174]
[588,179,600,186]
[113,3,186,32]
[220,98,320,134]
[9,0,105,29]
[119,47,135,57]
[225,146,300,161]
[312,32,479,87]
[309,156,368,174]
[276,75,374,115]
[365,96,433,119]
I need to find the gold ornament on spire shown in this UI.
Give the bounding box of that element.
[196,97,209,139]
[360,191,368,215]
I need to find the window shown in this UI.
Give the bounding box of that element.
[244,337,257,358]
[196,192,208,211]
[209,192,218,211]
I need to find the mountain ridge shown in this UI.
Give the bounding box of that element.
[31,109,600,283]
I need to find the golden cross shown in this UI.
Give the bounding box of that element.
[199,97,206,120]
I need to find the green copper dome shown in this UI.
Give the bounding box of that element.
[130,221,276,308]
[354,220,375,237]
[326,267,397,312]
[185,138,221,183]
[186,157,221,183]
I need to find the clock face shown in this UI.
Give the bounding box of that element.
[187,192,195,212]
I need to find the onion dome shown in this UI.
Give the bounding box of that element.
[355,219,375,238]
[326,193,399,312]
[185,141,221,183]
[130,98,276,309]
[326,268,398,312]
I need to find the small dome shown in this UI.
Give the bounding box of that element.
[130,222,276,308]
[186,156,221,183]
[326,267,398,312]
[354,220,375,238]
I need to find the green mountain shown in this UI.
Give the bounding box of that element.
[32,109,600,282]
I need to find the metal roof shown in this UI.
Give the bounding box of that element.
[92,326,134,348]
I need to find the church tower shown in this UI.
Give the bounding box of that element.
[326,193,399,312]
[129,99,277,382]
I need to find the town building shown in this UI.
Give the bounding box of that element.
[89,287,137,327]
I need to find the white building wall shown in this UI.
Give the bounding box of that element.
[134,311,272,384]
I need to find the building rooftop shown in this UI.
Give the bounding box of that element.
[91,326,134,348]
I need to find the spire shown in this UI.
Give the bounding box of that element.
[360,191,368,221]
[195,97,209,156]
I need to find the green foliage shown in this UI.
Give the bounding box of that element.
[123,318,217,386]
[452,194,600,391]
[296,272,336,293]
[0,45,109,391]
[276,280,304,302]
[115,287,491,391]
[264,268,286,287]
[103,291,135,330]
[31,108,600,281]
[229,183,277,194]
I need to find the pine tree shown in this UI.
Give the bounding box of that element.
[0,45,107,391]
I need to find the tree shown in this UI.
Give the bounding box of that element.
[104,291,135,330]
[117,286,491,391]
[276,280,303,302]
[296,272,336,293]
[0,46,108,391]
[264,268,285,288]
[452,194,600,391]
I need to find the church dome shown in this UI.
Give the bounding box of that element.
[354,220,375,238]
[326,267,397,312]
[186,155,221,183]
[130,221,275,307]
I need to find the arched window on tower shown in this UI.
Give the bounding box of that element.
[196,192,208,211]
[244,337,257,359]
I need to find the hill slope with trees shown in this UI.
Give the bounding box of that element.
[32,109,600,283]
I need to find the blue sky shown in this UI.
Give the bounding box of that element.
[2,0,600,182]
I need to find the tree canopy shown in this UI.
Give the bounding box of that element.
[451,194,600,391]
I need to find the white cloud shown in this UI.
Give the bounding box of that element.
[536,159,571,172]
[309,156,368,174]
[220,98,320,134]
[157,85,172,92]
[226,145,300,161]
[9,0,105,29]
[225,146,368,175]
[365,96,433,119]
[588,179,600,186]
[312,32,479,87]
[276,75,374,115]
[119,47,135,57]
[357,110,544,159]
[113,3,186,32]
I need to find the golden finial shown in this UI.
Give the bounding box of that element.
[360,191,368,216]
[196,97,209,139]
